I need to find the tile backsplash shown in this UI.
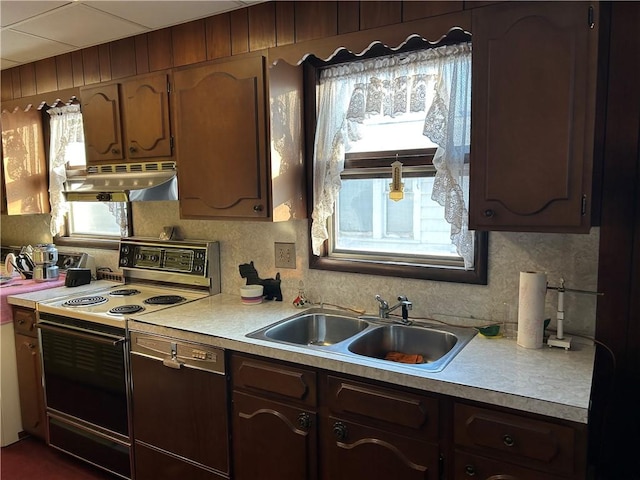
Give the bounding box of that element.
[1,201,599,338]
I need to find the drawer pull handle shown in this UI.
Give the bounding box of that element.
[484,209,495,218]
[297,412,312,430]
[253,204,264,212]
[464,464,476,476]
[333,421,348,441]
[129,146,137,154]
[503,434,515,447]
[111,148,120,155]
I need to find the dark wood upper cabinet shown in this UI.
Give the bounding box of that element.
[81,71,172,165]
[469,1,599,232]
[172,53,305,221]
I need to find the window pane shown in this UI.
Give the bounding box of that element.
[68,203,125,237]
[334,176,460,258]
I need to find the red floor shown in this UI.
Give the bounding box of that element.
[1,436,119,480]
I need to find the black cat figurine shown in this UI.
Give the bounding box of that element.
[239,261,283,301]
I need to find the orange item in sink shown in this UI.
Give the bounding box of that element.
[384,351,424,364]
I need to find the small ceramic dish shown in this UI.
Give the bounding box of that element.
[240,285,264,305]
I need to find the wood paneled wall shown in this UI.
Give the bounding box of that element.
[1,1,470,102]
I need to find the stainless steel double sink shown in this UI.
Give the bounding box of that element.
[246,310,477,373]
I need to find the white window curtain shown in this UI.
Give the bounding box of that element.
[310,42,474,268]
[47,104,83,236]
[47,105,129,237]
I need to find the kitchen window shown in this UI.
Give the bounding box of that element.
[307,38,487,284]
[47,105,130,247]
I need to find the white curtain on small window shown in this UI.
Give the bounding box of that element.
[310,42,474,268]
[47,104,84,236]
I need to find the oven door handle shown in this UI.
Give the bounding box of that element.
[38,322,126,346]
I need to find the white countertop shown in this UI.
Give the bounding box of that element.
[128,293,595,424]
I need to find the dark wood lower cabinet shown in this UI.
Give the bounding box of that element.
[322,416,440,480]
[454,450,566,480]
[14,332,46,439]
[231,391,317,480]
[135,443,227,480]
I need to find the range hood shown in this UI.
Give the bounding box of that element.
[64,161,178,202]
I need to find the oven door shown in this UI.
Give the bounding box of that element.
[38,318,129,437]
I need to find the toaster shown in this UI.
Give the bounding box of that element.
[65,268,92,287]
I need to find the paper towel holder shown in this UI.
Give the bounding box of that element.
[546,278,603,350]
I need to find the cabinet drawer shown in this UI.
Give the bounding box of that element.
[13,307,37,336]
[454,449,566,480]
[326,375,439,440]
[231,354,316,407]
[454,403,583,476]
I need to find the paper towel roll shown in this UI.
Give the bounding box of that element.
[517,271,547,349]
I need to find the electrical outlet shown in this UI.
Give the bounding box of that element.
[275,242,296,269]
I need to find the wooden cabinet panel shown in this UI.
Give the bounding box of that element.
[326,375,438,439]
[173,55,270,219]
[469,1,598,232]
[230,9,249,55]
[55,53,74,90]
[248,2,276,51]
[18,64,36,96]
[206,14,232,60]
[121,73,172,159]
[14,332,46,439]
[131,353,229,475]
[35,57,58,94]
[323,416,440,480]
[403,1,463,21]
[81,83,123,162]
[172,20,207,67]
[232,391,317,480]
[275,2,295,45]
[295,1,338,42]
[232,354,316,406]
[147,29,173,72]
[135,443,227,480]
[110,37,137,80]
[454,403,585,477]
[360,1,402,29]
[81,72,172,165]
[13,307,37,336]
[454,449,566,480]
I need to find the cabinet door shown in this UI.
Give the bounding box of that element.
[469,2,598,232]
[81,83,124,163]
[173,55,269,219]
[323,416,440,480]
[131,354,229,475]
[232,391,317,480]
[14,333,45,439]
[121,73,172,160]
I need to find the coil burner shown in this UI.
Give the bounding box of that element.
[63,296,108,307]
[144,295,186,305]
[110,289,141,297]
[108,305,145,316]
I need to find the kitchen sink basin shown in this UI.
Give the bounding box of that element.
[248,312,370,347]
[247,310,477,373]
[348,324,456,362]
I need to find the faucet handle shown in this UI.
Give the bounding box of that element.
[375,294,388,308]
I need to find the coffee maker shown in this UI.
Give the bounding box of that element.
[32,243,59,282]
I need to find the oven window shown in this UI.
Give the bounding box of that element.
[40,327,128,436]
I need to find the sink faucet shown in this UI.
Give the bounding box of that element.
[375,295,413,324]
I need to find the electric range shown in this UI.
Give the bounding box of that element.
[35,237,220,480]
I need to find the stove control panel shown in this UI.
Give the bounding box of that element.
[119,240,209,276]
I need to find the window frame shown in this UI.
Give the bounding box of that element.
[303,39,488,285]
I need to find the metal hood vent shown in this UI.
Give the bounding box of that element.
[64,161,178,202]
